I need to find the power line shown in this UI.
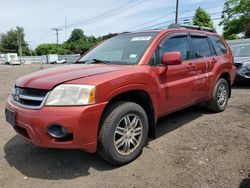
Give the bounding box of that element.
[131,10,223,31]
[57,0,149,29]
[128,4,224,31]
[127,11,176,31]
[27,4,224,45]
[27,0,149,44]
[127,10,192,31]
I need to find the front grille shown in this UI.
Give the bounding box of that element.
[11,86,49,109]
[234,63,243,69]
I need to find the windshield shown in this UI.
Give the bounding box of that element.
[78,32,158,65]
[230,43,250,57]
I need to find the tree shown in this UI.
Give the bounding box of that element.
[220,0,250,39]
[35,43,70,55]
[35,29,102,55]
[0,26,29,55]
[102,33,118,40]
[64,28,102,54]
[193,7,215,29]
[0,45,4,53]
[67,29,86,42]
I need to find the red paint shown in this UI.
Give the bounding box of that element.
[162,52,182,66]
[6,28,236,152]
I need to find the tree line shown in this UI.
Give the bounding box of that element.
[0,0,249,56]
[35,29,103,55]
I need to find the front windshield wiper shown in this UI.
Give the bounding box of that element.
[88,59,111,64]
[74,59,110,64]
[75,60,86,64]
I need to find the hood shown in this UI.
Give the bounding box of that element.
[234,57,250,64]
[16,64,129,90]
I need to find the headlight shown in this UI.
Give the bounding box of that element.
[46,84,95,106]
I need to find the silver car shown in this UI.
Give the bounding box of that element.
[228,39,250,82]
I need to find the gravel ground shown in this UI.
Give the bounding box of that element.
[0,64,249,188]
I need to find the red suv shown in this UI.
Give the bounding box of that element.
[5,24,236,165]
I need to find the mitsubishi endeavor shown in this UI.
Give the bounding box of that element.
[5,24,236,165]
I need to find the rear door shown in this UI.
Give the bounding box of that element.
[151,33,197,115]
[189,33,214,100]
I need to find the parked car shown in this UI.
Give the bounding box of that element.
[9,60,21,66]
[228,39,250,83]
[4,53,21,65]
[5,24,236,165]
[46,54,58,64]
[55,59,66,64]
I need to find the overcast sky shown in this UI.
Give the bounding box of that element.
[0,0,226,48]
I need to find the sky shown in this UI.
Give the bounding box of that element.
[0,0,226,49]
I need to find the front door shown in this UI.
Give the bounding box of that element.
[151,33,197,116]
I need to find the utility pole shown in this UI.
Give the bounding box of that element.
[65,16,67,42]
[52,28,62,44]
[17,31,22,63]
[65,16,68,63]
[175,0,179,24]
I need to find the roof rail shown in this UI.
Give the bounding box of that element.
[168,23,217,33]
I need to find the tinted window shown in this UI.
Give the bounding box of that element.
[160,36,190,61]
[191,37,212,58]
[209,35,227,55]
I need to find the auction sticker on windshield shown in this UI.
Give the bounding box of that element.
[131,36,152,41]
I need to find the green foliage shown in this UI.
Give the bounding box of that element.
[0,45,4,54]
[0,27,30,55]
[193,7,215,29]
[102,33,118,40]
[35,29,102,55]
[67,29,85,42]
[64,29,102,54]
[220,0,250,39]
[35,43,70,55]
[226,33,240,40]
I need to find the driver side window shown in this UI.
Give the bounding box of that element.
[160,36,190,61]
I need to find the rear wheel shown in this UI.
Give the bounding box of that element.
[206,78,229,112]
[98,102,148,165]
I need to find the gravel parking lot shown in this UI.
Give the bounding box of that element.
[0,64,249,188]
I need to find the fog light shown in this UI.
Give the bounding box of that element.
[47,124,69,139]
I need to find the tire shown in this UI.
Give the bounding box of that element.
[206,78,229,112]
[98,101,149,165]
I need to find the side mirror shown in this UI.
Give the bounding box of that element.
[162,52,182,66]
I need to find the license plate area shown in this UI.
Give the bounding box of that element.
[5,108,16,126]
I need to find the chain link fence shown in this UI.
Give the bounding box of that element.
[20,54,80,64]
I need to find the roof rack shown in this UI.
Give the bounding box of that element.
[168,23,217,33]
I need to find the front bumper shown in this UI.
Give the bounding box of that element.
[6,99,107,153]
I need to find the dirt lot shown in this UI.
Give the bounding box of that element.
[0,64,249,188]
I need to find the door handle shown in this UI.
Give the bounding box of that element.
[186,63,195,69]
[211,58,217,63]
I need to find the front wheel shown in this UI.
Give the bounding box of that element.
[206,78,229,112]
[98,102,148,165]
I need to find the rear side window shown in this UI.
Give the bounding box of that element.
[209,35,227,55]
[160,36,190,61]
[191,36,212,58]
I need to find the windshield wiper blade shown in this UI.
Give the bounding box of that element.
[89,59,111,64]
[75,60,86,64]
